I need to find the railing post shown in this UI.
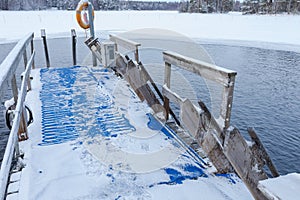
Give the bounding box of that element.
[31,36,35,69]
[71,29,77,66]
[88,2,97,67]
[164,62,171,121]
[41,29,50,68]
[220,74,236,129]
[134,47,139,63]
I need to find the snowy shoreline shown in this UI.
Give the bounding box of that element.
[0,10,299,52]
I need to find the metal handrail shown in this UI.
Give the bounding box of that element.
[0,33,34,99]
[0,33,35,200]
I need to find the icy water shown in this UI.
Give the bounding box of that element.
[203,44,300,175]
[0,38,299,175]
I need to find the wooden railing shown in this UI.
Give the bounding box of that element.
[161,51,280,199]
[109,34,141,63]
[163,51,237,130]
[90,35,279,200]
[162,51,236,173]
[0,33,35,200]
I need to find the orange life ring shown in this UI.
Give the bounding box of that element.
[76,2,95,29]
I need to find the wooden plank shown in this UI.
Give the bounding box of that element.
[180,99,201,137]
[163,51,237,87]
[114,52,129,76]
[220,75,236,129]
[139,62,181,125]
[198,129,234,173]
[163,62,171,120]
[162,85,185,106]
[109,34,141,51]
[248,128,279,178]
[198,101,224,141]
[134,48,139,63]
[224,128,269,200]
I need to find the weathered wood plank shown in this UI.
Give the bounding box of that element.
[162,85,185,106]
[163,62,171,120]
[198,129,234,173]
[180,99,200,138]
[224,128,269,200]
[220,75,236,129]
[198,101,224,141]
[163,51,237,87]
[109,34,141,52]
[139,62,180,125]
[248,127,279,178]
[114,53,163,115]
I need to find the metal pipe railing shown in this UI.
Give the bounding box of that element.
[0,33,35,200]
[0,33,34,101]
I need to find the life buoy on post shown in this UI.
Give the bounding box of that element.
[76,1,95,29]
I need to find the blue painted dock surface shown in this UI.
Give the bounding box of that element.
[40,66,135,145]
[20,66,251,199]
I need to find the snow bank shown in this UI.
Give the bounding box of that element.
[0,10,299,47]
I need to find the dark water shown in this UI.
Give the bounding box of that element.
[1,38,299,175]
[202,44,300,175]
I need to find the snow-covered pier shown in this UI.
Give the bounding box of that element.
[0,24,299,199]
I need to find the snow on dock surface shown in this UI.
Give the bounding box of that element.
[258,173,300,200]
[15,66,252,199]
[0,11,300,48]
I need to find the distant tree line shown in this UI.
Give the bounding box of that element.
[0,0,181,11]
[180,0,300,14]
[0,0,299,14]
[179,0,236,13]
[241,0,300,14]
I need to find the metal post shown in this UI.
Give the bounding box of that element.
[88,2,97,67]
[71,29,77,66]
[41,29,50,68]
[31,36,35,69]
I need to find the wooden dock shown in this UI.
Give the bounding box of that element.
[0,31,280,200]
[86,34,280,200]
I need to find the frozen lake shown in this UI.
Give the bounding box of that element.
[0,37,299,176]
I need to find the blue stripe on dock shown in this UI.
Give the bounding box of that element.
[39,66,135,146]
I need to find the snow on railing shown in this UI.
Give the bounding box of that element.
[0,33,35,200]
